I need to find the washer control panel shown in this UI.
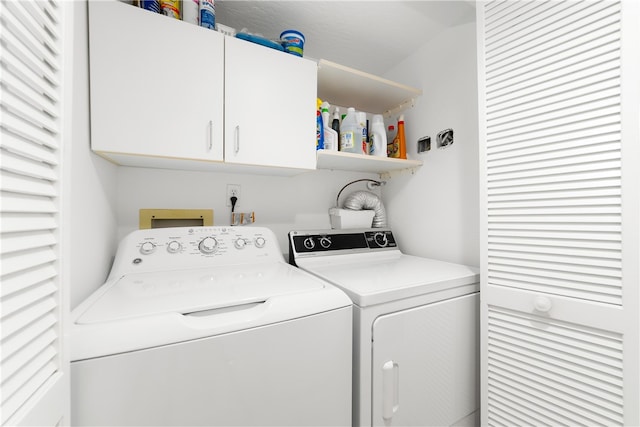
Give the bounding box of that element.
[289,229,397,260]
[109,226,281,278]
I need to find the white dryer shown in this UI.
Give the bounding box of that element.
[289,229,480,427]
[71,226,352,426]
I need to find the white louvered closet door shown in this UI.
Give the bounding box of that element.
[0,0,69,425]
[478,0,640,426]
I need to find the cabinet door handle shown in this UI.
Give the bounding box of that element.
[382,360,399,420]
[208,120,213,152]
[234,125,240,154]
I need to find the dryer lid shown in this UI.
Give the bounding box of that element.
[297,253,479,307]
[76,262,325,324]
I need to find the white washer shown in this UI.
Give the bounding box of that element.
[289,229,480,427]
[71,226,352,426]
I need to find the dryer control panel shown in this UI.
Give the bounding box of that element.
[288,229,397,263]
[109,226,281,279]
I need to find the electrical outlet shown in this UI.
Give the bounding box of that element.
[226,184,240,206]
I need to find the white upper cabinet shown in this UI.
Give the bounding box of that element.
[88,1,316,174]
[89,1,225,163]
[224,36,316,170]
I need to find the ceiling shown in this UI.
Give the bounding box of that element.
[215,1,476,77]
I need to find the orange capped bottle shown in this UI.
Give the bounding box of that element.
[390,115,407,159]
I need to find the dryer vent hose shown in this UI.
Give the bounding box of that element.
[342,190,387,228]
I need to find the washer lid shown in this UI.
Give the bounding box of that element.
[76,262,325,324]
[297,252,479,307]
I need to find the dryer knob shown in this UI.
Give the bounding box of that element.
[320,236,332,249]
[199,237,218,254]
[140,241,156,255]
[374,232,388,247]
[254,237,266,248]
[303,237,315,250]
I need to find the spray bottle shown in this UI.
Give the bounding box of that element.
[321,101,338,151]
[331,107,341,137]
[316,98,324,150]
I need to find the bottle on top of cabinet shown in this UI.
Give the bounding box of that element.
[199,0,215,29]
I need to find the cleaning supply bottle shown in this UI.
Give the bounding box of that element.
[390,115,407,159]
[316,98,324,150]
[369,114,387,157]
[386,124,395,157]
[331,107,341,136]
[321,101,338,151]
[339,108,359,153]
[357,111,368,154]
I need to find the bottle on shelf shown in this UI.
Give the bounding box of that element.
[331,107,341,138]
[369,114,387,157]
[321,101,338,151]
[389,115,407,159]
[357,112,368,154]
[386,124,395,156]
[339,108,360,154]
[316,98,325,150]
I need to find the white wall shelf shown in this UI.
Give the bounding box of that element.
[316,150,422,174]
[317,59,422,117]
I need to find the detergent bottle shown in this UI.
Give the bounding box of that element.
[339,108,359,153]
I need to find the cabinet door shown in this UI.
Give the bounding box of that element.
[89,1,224,162]
[371,293,479,426]
[224,37,317,170]
[478,0,639,425]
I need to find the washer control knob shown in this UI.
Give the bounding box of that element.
[320,236,332,249]
[254,237,266,248]
[140,241,156,255]
[234,238,247,249]
[167,241,182,253]
[303,237,315,250]
[198,237,218,254]
[374,232,388,247]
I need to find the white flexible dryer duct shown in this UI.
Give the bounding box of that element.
[342,190,387,228]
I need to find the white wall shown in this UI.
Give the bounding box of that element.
[116,167,378,255]
[382,21,480,267]
[69,1,119,308]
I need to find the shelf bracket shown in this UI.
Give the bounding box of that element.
[383,98,416,118]
[379,166,418,180]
